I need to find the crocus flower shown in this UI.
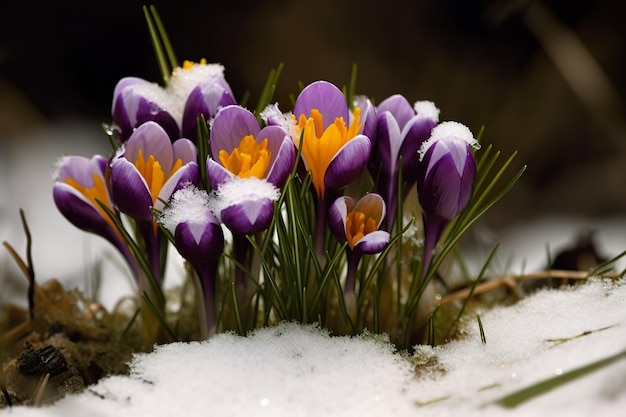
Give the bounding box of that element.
[53,155,138,278]
[111,77,180,143]
[111,60,235,143]
[207,105,295,190]
[371,96,439,231]
[109,121,200,283]
[292,81,372,200]
[328,193,390,293]
[160,185,224,338]
[416,121,479,281]
[208,176,281,302]
[292,81,374,254]
[178,60,237,140]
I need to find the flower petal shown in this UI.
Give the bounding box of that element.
[262,127,296,187]
[124,121,174,172]
[354,95,377,141]
[377,95,414,130]
[172,138,199,165]
[210,105,260,158]
[328,196,354,244]
[156,162,200,211]
[354,230,390,255]
[418,142,476,221]
[53,183,112,236]
[206,157,234,189]
[112,77,179,141]
[397,114,438,186]
[181,82,237,139]
[219,198,275,234]
[174,216,224,268]
[324,134,371,192]
[293,81,348,129]
[353,193,386,229]
[109,158,153,220]
[55,155,108,185]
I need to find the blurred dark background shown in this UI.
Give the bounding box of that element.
[1,0,626,226]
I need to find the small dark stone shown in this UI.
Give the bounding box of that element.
[17,343,68,376]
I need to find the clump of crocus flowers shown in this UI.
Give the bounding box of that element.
[52,18,521,350]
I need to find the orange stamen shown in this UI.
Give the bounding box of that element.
[218,135,271,179]
[295,107,361,198]
[345,209,377,249]
[66,174,117,232]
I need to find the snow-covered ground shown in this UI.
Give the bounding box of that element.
[2,278,625,416]
[2,123,626,416]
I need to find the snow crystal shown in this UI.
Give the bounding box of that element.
[127,81,179,126]
[159,184,212,233]
[207,177,280,222]
[260,103,298,140]
[418,121,480,161]
[413,100,440,122]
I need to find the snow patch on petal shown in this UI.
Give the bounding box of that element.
[418,121,479,162]
[413,100,440,122]
[160,185,212,237]
[208,177,280,223]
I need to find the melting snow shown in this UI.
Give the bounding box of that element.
[3,278,626,417]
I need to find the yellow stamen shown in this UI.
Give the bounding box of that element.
[295,107,361,198]
[218,135,271,179]
[345,210,377,249]
[134,149,183,205]
[182,58,207,70]
[66,174,117,231]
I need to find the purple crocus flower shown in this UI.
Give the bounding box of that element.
[416,121,479,281]
[160,185,224,338]
[292,81,373,200]
[207,105,296,190]
[208,176,281,303]
[111,60,236,143]
[292,81,374,254]
[179,61,237,140]
[371,96,440,231]
[53,155,138,278]
[328,193,390,293]
[111,77,180,142]
[109,121,200,283]
[208,177,280,235]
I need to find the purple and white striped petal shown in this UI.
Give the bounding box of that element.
[209,177,281,235]
[219,197,276,235]
[53,182,112,237]
[181,79,237,140]
[325,134,371,192]
[354,95,378,142]
[123,122,174,172]
[111,77,179,142]
[328,196,355,245]
[155,161,200,211]
[293,81,349,130]
[262,126,296,188]
[109,158,154,221]
[354,230,391,255]
[417,122,478,222]
[210,105,261,157]
[206,157,234,189]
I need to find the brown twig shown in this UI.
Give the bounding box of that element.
[32,373,50,406]
[436,269,618,305]
[2,209,37,320]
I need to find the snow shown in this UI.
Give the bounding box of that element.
[3,123,626,416]
[3,278,626,416]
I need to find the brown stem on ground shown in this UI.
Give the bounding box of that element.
[436,269,620,305]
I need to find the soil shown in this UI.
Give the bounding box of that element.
[0,279,141,407]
